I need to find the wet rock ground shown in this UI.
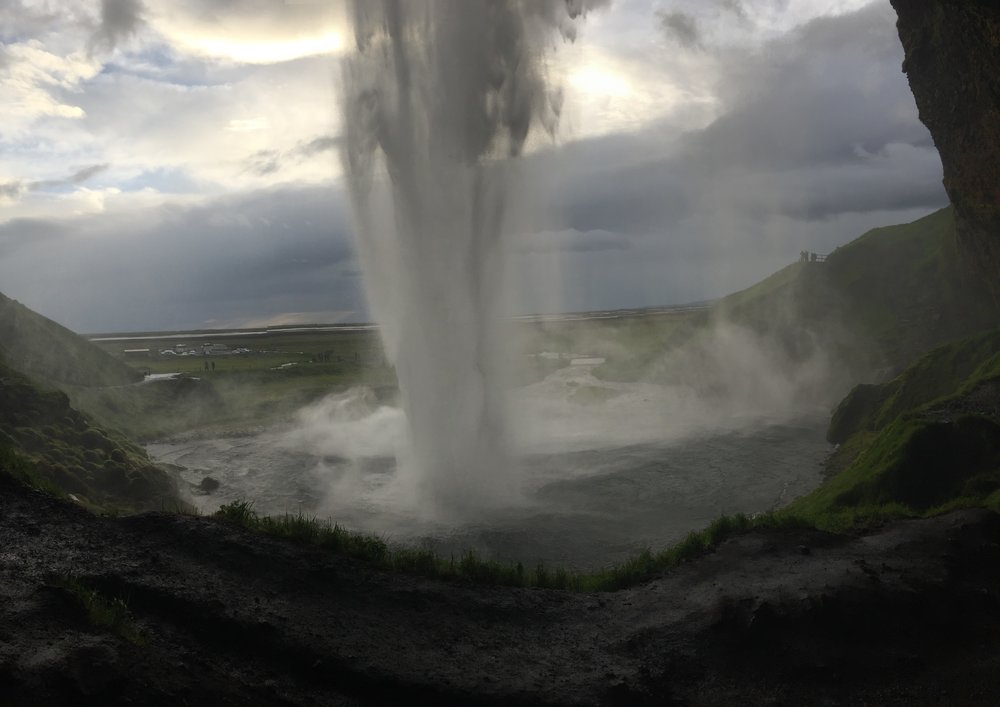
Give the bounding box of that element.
[2,474,1000,706]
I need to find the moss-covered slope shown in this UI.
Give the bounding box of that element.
[787,327,1000,528]
[0,360,180,511]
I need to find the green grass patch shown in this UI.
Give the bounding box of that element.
[815,323,1000,529]
[0,359,184,512]
[0,444,65,498]
[830,326,1000,443]
[790,414,1000,526]
[214,501,818,592]
[51,576,145,644]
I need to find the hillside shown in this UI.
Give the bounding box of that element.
[598,207,998,391]
[0,292,140,388]
[707,209,1000,527]
[0,360,180,511]
[0,292,187,509]
[776,326,1000,528]
[715,207,996,372]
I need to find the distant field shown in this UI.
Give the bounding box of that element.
[78,310,699,441]
[88,309,700,379]
[89,327,386,374]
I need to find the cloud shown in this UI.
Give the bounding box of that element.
[0,182,27,204]
[0,164,112,204]
[63,55,341,190]
[33,164,111,190]
[90,0,145,54]
[506,2,948,312]
[246,150,281,176]
[0,1,72,38]
[242,135,341,177]
[719,0,749,23]
[148,0,349,64]
[0,42,99,132]
[551,3,938,231]
[296,135,341,157]
[657,11,703,50]
[0,0,954,331]
[68,163,111,184]
[0,186,364,332]
[0,218,71,257]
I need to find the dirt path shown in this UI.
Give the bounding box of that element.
[2,475,1000,705]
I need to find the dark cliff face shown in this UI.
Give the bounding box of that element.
[890,0,1000,287]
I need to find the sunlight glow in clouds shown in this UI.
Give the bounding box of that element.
[569,65,632,99]
[226,117,270,133]
[180,31,345,65]
[3,42,99,126]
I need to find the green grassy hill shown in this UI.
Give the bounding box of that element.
[714,206,997,370]
[717,208,1000,526]
[586,207,1000,532]
[0,292,189,509]
[0,291,233,442]
[785,326,1000,528]
[0,360,181,511]
[0,292,140,388]
[597,207,998,388]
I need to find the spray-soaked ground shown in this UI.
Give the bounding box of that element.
[148,368,831,571]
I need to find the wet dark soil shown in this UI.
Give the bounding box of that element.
[3,474,1000,706]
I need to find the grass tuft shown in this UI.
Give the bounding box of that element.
[214,499,821,592]
[52,576,144,644]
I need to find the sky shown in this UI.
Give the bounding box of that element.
[0,0,946,333]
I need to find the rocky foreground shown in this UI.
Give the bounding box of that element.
[2,476,1000,706]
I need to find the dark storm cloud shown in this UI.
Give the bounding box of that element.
[551,2,944,236]
[0,186,364,332]
[90,0,145,53]
[657,11,702,50]
[690,4,928,172]
[498,1,952,313]
[0,218,70,257]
